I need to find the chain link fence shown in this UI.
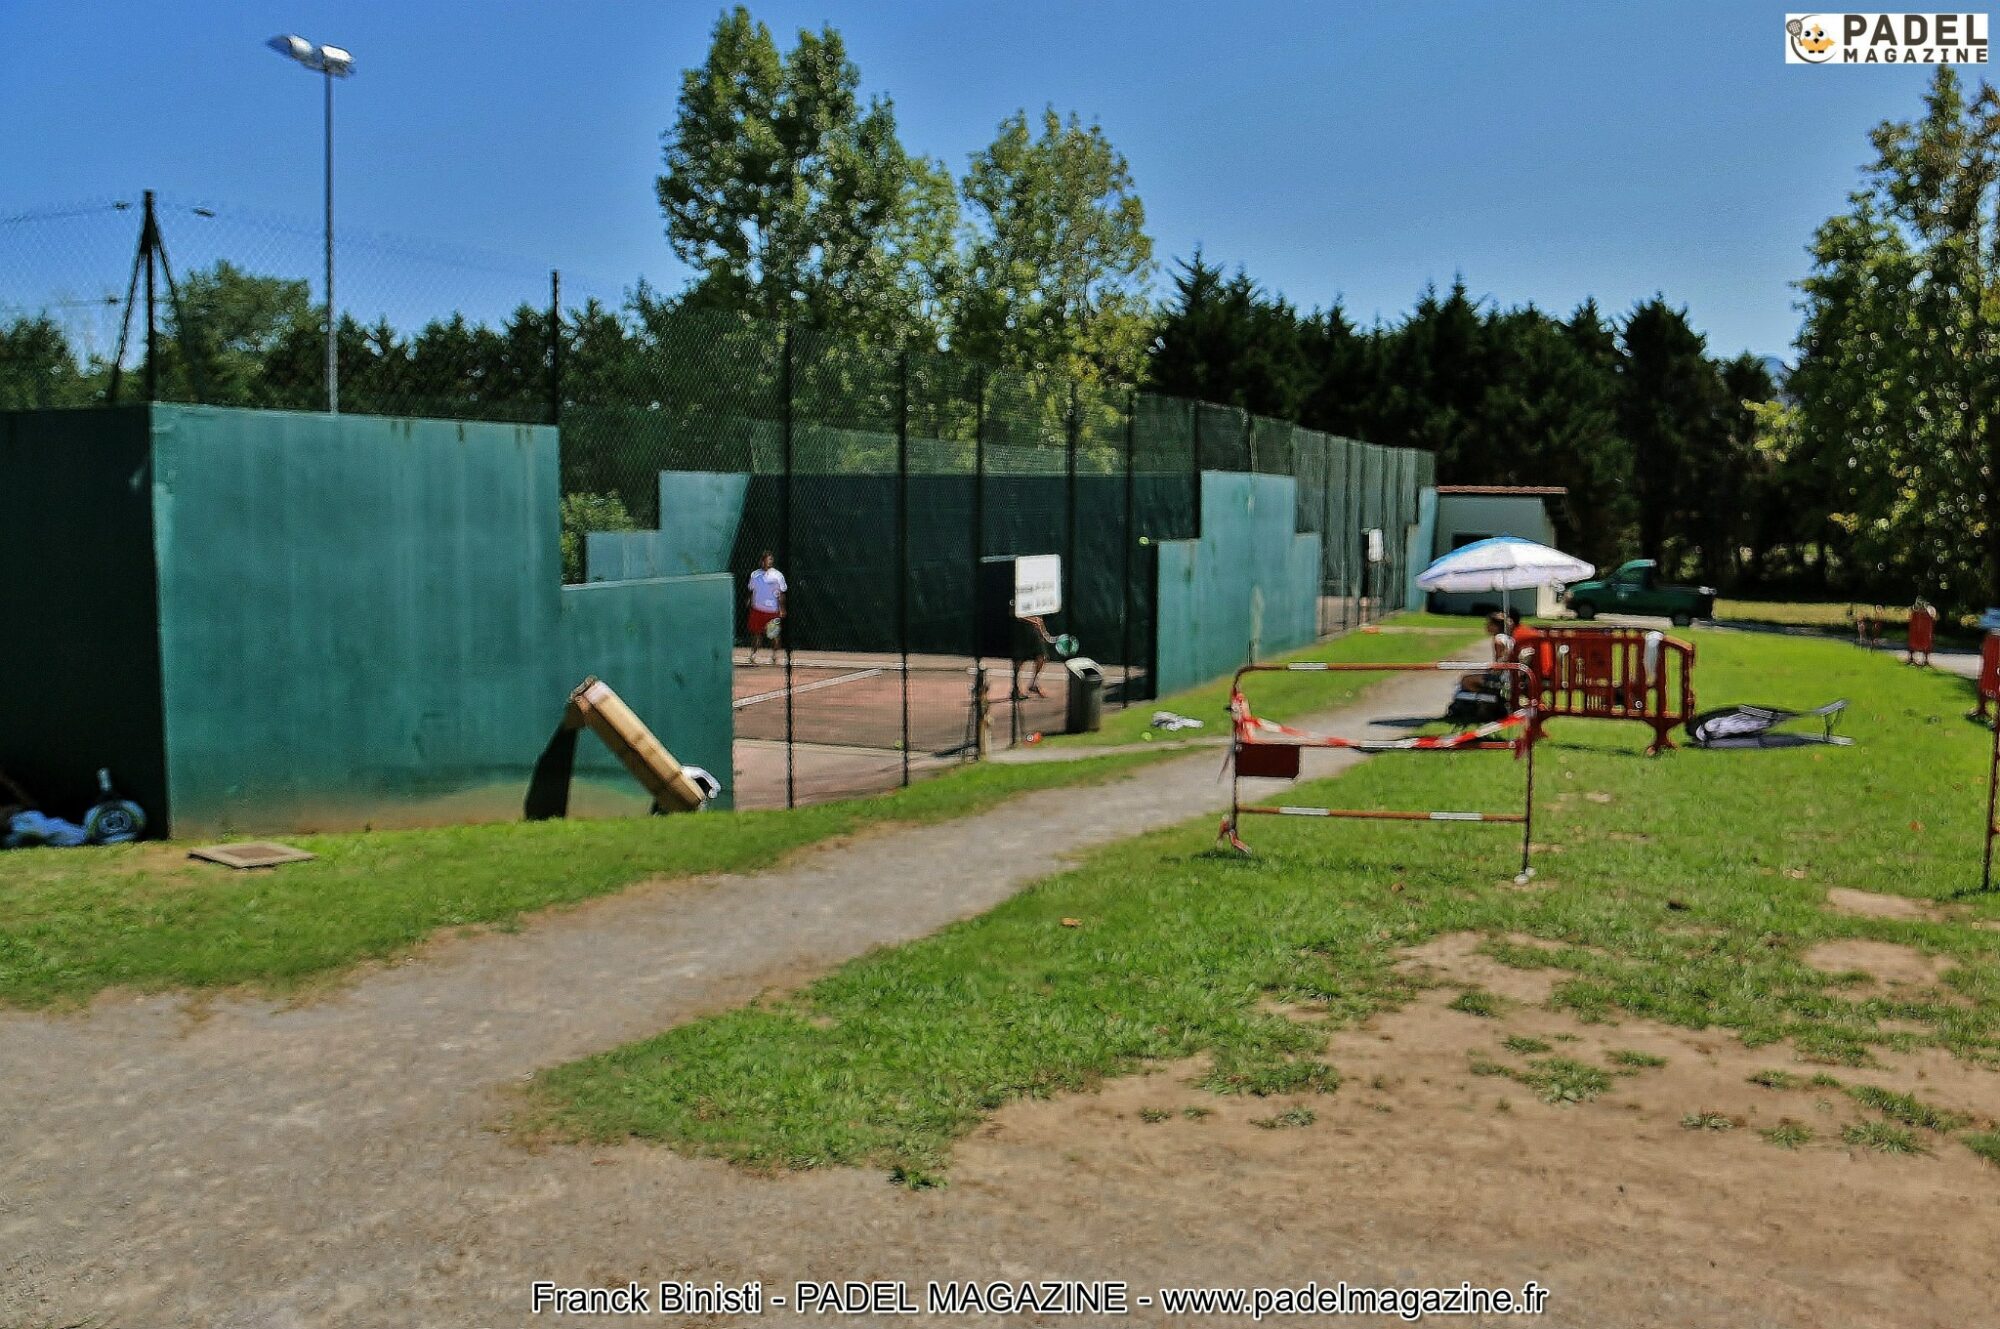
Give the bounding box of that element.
[3,194,1433,809]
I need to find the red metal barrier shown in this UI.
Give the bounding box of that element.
[1977,631,2000,893]
[1527,627,1695,755]
[1221,659,1540,882]
[1986,711,1999,895]
[1976,633,2000,721]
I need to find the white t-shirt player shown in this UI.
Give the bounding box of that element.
[745,553,788,664]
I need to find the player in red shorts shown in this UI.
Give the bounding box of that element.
[745,550,787,665]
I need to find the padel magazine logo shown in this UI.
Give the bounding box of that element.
[1787,13,1990,63]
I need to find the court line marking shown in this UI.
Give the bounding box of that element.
[734,668,886,709]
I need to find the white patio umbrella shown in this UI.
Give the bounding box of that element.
[1416,536,1594,617]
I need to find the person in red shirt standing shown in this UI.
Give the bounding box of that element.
[1908,598,1938,667]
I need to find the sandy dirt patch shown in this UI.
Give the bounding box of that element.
[1824,887,1942,922]
[955,952,1999,1328]
[1399,930,1562,1005]
[1801,938,1955,988]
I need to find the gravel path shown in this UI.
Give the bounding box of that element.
[0,670,1459,1329]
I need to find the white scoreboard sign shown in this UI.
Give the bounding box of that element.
[1013,554,1062,617]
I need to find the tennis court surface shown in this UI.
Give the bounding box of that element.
[729,650,1125,807]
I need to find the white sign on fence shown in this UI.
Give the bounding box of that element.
[1013,554,1062,617]
[1366,529,1385,564]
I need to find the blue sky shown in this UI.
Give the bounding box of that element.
[0,1,1968,359]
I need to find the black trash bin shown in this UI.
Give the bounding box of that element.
[1064,657,1104,734]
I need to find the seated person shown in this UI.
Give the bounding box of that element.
[1508,609,1554,681]
[1458,612,1512,693]
[1450,613,1514,724]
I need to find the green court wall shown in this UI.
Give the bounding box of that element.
[1,405,732,836]
[558,576,733,793]
[586,470,748,581]
[0,407,169,819]
[1152,471,1322,697]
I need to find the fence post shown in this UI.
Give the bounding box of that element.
[780,326,795,809]
[1065,380,1080,638]
[897,350,911,787]
[1121,389,1136,707]
[1321,436,1335,636]
[1378,447,1392,619]
[547,269,561,426]
[971,368,988,754]
[143,190,158,403]
[1191,401,1204,535]
[1343,440,1357,630]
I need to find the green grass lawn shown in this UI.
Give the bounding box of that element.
[1058,612,1479,748]
[1714,599,1897,632]
[0,614,1456,1008]
[0,750,1162,1008]
[532,628,2000,1184]
[1714,599,1982,648]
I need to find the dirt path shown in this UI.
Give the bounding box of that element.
[2,671,1464,1329]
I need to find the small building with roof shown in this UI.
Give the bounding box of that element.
[1419,485,1569,616]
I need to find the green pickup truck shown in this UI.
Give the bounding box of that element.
[1564,559,1715,627]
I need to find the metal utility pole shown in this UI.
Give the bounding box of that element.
[268,34,355,413]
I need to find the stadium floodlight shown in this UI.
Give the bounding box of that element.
[266,34,354,77]
[266,34,355,412]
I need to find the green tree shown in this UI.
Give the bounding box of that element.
[155,261,317,406]
[1791,200,1919,594]
[559,491,638,583]
[1370,280,1489,476]
[1147,251,1312,417]
[1474,304,1634,568]
[1704,353,1779,585]
[1738,395,1813,589]
[957,107,1154,382]
[1618,297,1720,568]
[1294,302,1377,441]
[0,314,91,408]
[656,7,957,345]
[1793,67,1999,608]
[1551,299,1638,565]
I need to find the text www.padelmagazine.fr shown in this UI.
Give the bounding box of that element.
[531,1278,1551,1321]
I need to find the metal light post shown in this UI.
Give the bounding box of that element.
[267,34,354,414]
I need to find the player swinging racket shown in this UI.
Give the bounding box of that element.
[745,551,787,665]
[1013,614,1053,699]
[1010,616,1079,699]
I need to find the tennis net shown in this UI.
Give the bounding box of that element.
[732,652,1068,754]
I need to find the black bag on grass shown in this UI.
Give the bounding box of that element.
[1686,700,1851,748]
[1447,687,1509,725]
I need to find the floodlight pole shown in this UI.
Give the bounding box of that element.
[323,64,337,414]
[269,34,350,414]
